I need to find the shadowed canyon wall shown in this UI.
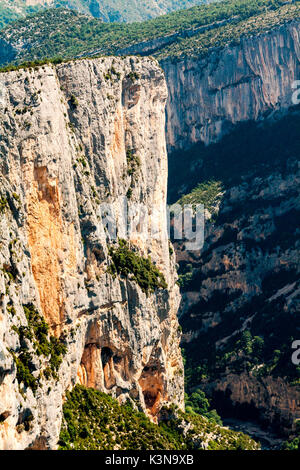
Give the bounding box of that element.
[164,20,300,435]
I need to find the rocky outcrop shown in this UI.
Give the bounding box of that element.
[162,20,300,151]
[203,373,300,436]
[0,56,184,450]
[160,15,300,437]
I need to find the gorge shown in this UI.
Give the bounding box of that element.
[0,0,299,450]
[0,55,260,450]
[164,16,300,439]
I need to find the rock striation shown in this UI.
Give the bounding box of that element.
[0,56,184,449]
[163,20,300,151]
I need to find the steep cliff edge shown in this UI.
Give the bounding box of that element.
[2,3,298,153]
[1,0,299,447]
[163,19,300,151]
[160,8,300,439]
[0,56,184,449]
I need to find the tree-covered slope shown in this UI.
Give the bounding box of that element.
[58,385,259,449]
[0,0,299,67]
[0,0,208,29]
[0,0,41,29]
[58,0,210,23]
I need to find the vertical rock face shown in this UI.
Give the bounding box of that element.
[0,56,184,449]
[163,20,300,152]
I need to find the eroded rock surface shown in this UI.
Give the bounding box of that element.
[163,20,300,151]
[0,56,184,449]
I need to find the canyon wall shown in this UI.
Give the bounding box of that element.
[162,20,300,151]
[0,56,184,449]
[176,142,300,433]
[164,20,300,435]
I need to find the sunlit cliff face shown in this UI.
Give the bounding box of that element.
[0,56,184,449]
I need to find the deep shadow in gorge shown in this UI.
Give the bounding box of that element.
[167,106,300,438]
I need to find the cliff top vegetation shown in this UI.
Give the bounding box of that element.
[0,0,299,67]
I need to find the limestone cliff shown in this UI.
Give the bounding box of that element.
[165,19,300,437]
[163,19,300,151]
[0,56,184,449]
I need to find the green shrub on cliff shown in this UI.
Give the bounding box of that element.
[10,349,38,393]
[10,304,67,393]
[0,196,8,213]
[185,388,223,425]
[281,422,300,450]
[176,180,224,213]
[108,239,167,294]
[126,148,141,177]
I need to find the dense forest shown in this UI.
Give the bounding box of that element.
[0,0,299,67]
[0,0,207,29]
